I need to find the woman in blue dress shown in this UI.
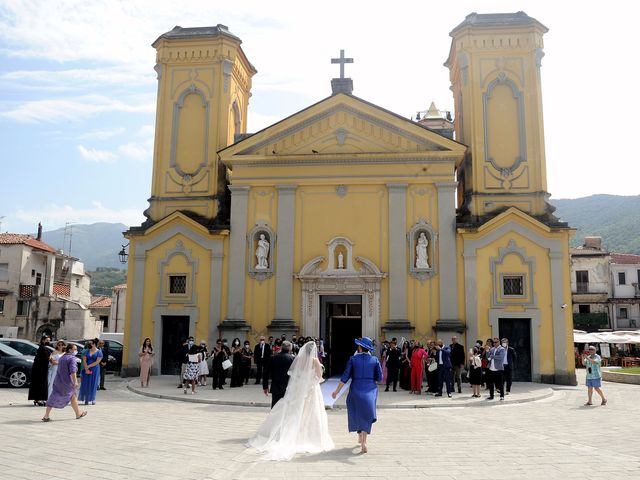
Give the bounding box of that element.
[331,337,382,454]
[78,339,103,405]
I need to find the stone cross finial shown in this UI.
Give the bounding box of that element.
[331,49,353,79]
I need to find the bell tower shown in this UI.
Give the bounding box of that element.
[446,12,555,223]
[146,25,256,224]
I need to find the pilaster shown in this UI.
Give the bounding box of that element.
[385,183,410,329]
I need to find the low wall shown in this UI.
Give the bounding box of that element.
[602,369,640,385]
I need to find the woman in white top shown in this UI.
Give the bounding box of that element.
[248,341,334,461]
[47,340,66,399]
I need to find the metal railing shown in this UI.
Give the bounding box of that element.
[573,312,609,328]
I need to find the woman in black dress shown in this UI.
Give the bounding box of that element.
[426,341,439,394]
[240,340,253,385]
[399,341,412,391]
[29,335,51,406]
[230,338,244,387]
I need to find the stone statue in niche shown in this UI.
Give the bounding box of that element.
[416,232,429,268]
[255,233,270,269]
[337,252,344,269]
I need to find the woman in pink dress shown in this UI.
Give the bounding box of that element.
[138,338,154,388]
[410,343,429,394]
[41,343,87,421]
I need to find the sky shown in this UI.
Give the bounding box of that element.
[1,0,638,234]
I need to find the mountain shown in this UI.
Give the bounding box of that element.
[40,222,128,270]
[550,195,640,254]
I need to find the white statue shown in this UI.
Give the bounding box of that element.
[337,252,344,269]
[255,233,270,269]
[416,232,429,268]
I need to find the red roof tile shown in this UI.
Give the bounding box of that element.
[611,253,640,265]
[0,233,57,253]
[89,296,112,308]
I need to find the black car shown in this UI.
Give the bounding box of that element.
[0,342,34,388]
[0,338,40,356]
[73,339,123,373]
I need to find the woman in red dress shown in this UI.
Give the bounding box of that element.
[410,343,429,394]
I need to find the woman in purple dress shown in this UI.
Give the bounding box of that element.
[42,343,87,421]
[78,340,103,405]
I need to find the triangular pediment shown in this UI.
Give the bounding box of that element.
[220,93,466,166]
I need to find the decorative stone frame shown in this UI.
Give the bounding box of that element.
[247,222,276,281]
[295,237,387,340]
[158,240,198,305]
[407,218,438,281]
[489,239,536,308]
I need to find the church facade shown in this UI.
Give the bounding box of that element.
[122,13,577,385]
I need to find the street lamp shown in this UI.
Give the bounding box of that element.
[118,243,129,264]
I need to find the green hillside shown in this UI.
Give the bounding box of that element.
[550,195,640,254]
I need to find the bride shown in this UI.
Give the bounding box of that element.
[247,341,334,461]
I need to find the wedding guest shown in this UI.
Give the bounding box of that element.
[254,336,272,384]
[29,335,51,406]
[384,338,401,392]
[230,338,244,388]
[502,338,517,395]
[450,336,466,394]
[380,340,389,385]
[78,339,103,405]
[481,338,492,389]
[272,338,282,354]
[468,347,482,398]
[582,346,607,406]
[138,338,154,388]
[331,337,383,454]
[176,338,190,388]
[41,343,87,422]
[410,343,429,394]
[241,340,253,385]
[318,338,327,369]
[211,339,228,390]
[425,341,439,394]
[399,341,412,391]
[486,338,505,401]
[183,343,201,394]
[47,340,66,399]
[435,339,453,398]
[263,341,295,408]
[198,340,209,386]
[98,339,108,391]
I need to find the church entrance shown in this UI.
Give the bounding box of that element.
[499,318,532,382]
[320,295,362,377]
[161,315,189,375]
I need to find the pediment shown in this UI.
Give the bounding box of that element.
[220,94,466,165]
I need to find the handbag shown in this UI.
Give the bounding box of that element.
[222,359,232,370]
[428,361,438,372]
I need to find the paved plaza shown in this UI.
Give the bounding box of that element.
[1,372,638,480]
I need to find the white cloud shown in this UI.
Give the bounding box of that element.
[14,202,145,230]
[1,94,155,123]
[0,67,154,89]
[78,127,126,140]
[77,145,117,163]
[117,142,151,162]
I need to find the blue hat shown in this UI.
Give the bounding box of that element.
[355,337,375,352]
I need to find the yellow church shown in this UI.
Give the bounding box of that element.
[122,12,577,385]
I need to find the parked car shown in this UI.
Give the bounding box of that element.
[0,338,39,357]
[0,342,34,388]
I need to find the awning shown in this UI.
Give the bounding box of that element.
[574,330,640,344]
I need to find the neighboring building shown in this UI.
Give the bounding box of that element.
[0,228,102,340]
[570,237,611,331]
[107,284,126,333]
[416,102,454,139]
[610,253,640,330]
[88,295,111,331]
[569,237,640,332]
[123,13,577,385]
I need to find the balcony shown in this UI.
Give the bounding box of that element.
[19,284,39,299]
[633,283,640,298]
[615,317,639,329]
[53,282,70,297]
[573,312,609,331]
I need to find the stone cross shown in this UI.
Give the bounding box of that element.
[331,49,353,79]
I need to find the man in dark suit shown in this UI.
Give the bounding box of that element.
[502,337,517,394]
[253,335,272,385]
[98,339,109,390]
[384,338,401,392]
[435,338,453,397]
[450,335,466,394]
[263,340,294,408]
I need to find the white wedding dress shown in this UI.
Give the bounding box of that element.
[248,342,334,461]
